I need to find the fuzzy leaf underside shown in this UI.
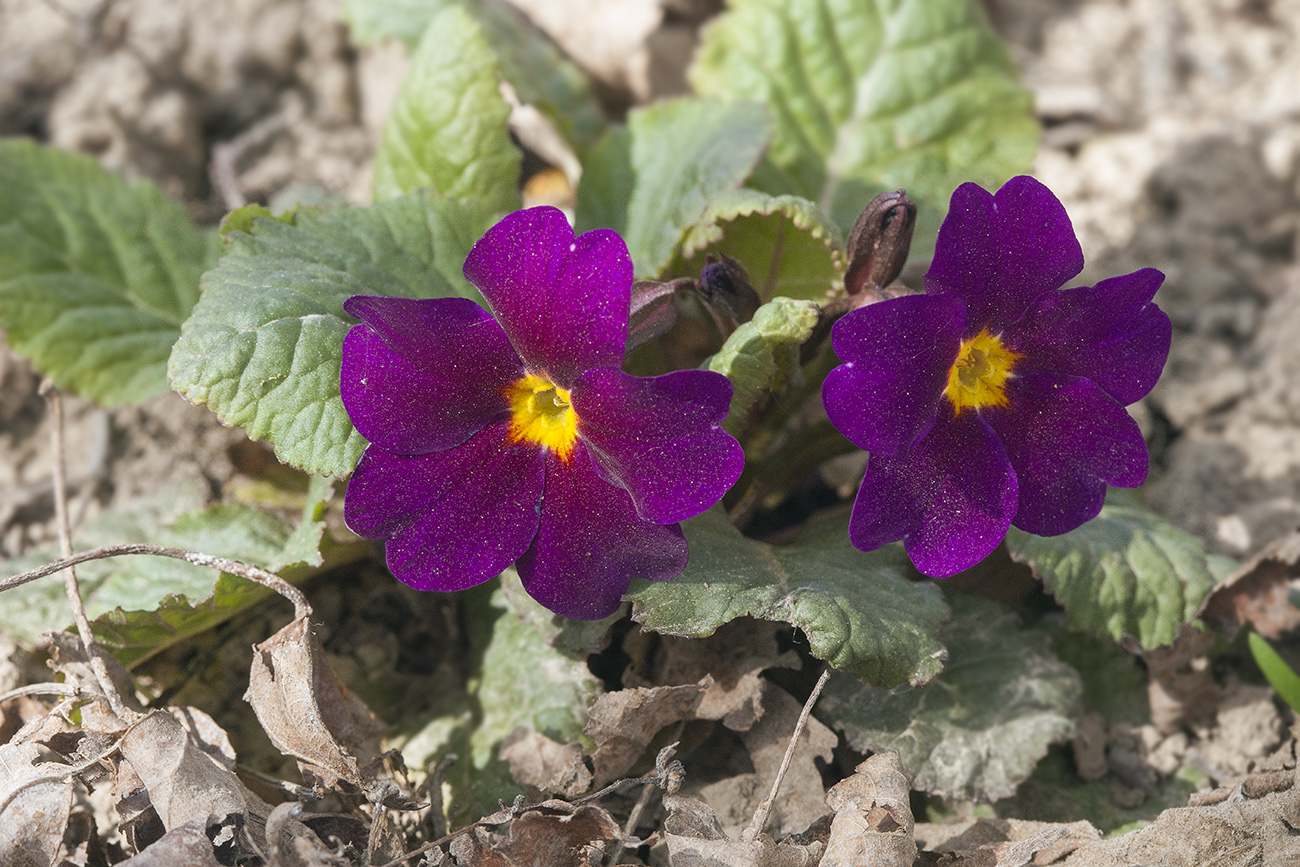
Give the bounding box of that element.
[819,595,1082,802]
[690,0,1039,239]
[0,139,216,405]
[168,194,492,478]
[628,507,949,688]
[677,189,846,302]
[371,6,521,210]
[1006,504,1218,650]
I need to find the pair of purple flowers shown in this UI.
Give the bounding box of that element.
[342,177,1170,619]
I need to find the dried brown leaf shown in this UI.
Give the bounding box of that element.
[264,803,350,867]
[0,741,74,867]
[1197,530,1300,639]
[500,728,593,799]
[662,794,821,867]
[114,818,225,867]
[450,801,620,867]
[698,683,835,840]
[118,710,257,833]
[244,616,387,794]
[625,621,800,732]
[586,678,710,786]
[821,752,916,867]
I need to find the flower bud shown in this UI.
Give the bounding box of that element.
[698,254,761,326]
[844,190,916,296]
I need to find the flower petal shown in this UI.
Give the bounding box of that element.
[987,373,1148,536]
[517,444,688,619]
[1006,268,1171,406]
[344,421,544,592]
[823,293,965,456]
[342,295,521,454]
[462,206,631,386]
[572,367,742,524]
[926,176,1084,330]
[848,412,1018,577]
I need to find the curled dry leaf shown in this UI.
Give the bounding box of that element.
[114,818,224,867]
[244,616,388,796]
[626,620,800,731]
[450,801,621,867]
[500,728,593,799]
[586,678,711,786]
[820,752,915,867]
[662,794,821,867]
[0,740,74,867]
[1197,529,1300,639]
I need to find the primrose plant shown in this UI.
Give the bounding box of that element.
[0,0,1223,810]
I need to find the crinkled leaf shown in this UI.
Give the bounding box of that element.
[629,507,949,687]
[168,193,493,478]
[1006,505,1218,651]
[0,139,217,405]
[690,0,1038,239]
[705,296,820,435]
[345,0,604,151]
[371,6,521,208]
[577,99,772,279]
[676,189,845,302]
[819,595,1081,802]
[397,583,600,824]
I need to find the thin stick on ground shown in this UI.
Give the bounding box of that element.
[740,666,832,843]
[40,381,132,719]
[0,542,312,620]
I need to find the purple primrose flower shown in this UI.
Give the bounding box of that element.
[822,176,1171,577]
[340,206,744,619]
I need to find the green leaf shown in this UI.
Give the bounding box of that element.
[1249,632,1300,713]
[267,474,334,572]
[676,189,845,302]
[690,0,1038,239]
[705,296,820,435]
[1043,616,1148,725]
[0,484,209,643]
[819,595,1081,802]
[396,583,600,824]
[629,507,949,687]
[1005,505,1218,650]
[345,0,604,152]
[371,6,521,208]
[0,139,217,405]
[578,99,773,279]
[574,126,633,237]
[168,193,493,478]
[340,0,437,45]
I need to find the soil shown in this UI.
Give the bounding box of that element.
[2,0,1300,864]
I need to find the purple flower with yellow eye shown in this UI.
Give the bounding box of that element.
[341,207,743,619]
[822,176,1171,577]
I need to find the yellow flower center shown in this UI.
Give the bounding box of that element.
[505,372,579,461]
[943,328,1023,415]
